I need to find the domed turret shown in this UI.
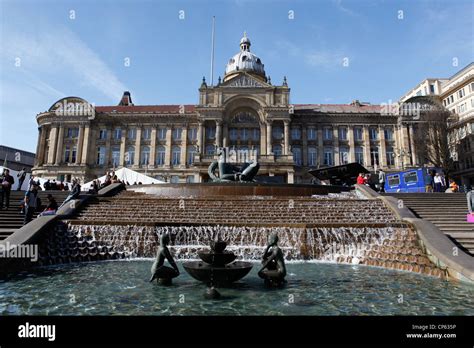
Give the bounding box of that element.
[224,32,266,82]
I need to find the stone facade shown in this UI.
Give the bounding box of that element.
[32,35,414,184]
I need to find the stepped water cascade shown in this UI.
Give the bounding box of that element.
[35,221,445,279]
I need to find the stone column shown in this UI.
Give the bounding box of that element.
[333,127,339,165]
[119,127,127,166]
[215,121,222,148]
[197,122,203,154]
[76,125,85,165]
[348,125,355,163]
[81,125,91,165]
[317,126,323,166]
[409,125,417,166]
[150,127,157,167]
[363,125,371,168]
[401,125,411,167]
[302,127,308,166]
[180,125,187,166]
[266,121,272,155]
[222,123,228,148]
[393,125,400,168]
[379,125,387,168]
[134,127,142,167]
[164,126,172,167]
[36,126,47,166]
[260,123,266,155]
[104,127,112,167]
[54,125,64,165]
[283,120,290,155]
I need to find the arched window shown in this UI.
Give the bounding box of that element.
[308,147,318,166]
[141,146,150,165]
[156,145,166,166]
[339,146,349,165]
[172,146,181,166]
[187,145,197,165]
[125,146,135,166]
[111,146,120,167]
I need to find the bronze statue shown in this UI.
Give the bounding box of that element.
[208,147,260,182]
[258,233,287,287]
[149,233,180,285]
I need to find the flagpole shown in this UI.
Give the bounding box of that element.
[210,16,216,86]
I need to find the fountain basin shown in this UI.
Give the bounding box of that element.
[197,251,237,266]
[183,261,253,287]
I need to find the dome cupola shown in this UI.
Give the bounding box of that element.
[224,32,266,82]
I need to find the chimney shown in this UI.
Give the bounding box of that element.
[119,91,133,106]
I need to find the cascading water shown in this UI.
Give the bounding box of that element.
[47,222,445,279]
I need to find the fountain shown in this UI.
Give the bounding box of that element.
[182,240,253,289]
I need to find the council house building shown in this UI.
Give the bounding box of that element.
[32,34,416,184]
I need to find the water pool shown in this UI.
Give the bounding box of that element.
[1,261,473,316]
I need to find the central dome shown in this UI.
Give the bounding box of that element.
[224,33,266,82]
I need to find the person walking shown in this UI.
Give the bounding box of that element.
[16,167,27,191]
[23,183,39,225]
[434,173,443,192]
[378,169,386,193]
[0,169,15,210]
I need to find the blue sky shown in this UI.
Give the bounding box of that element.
[0,0,473,152]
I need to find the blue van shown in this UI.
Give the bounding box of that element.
[385,167,440,193]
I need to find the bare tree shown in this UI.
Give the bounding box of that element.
[412,109,455,176]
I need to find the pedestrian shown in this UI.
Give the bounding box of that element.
[434,173,443,192]
[378,169,386,193]
[23,183,39,225]
[356,173,365,185]
[449,180,459,193]
[39,194,58,216]
[59,178,81,209]
[0,169,15,210]
[17,167,27,191]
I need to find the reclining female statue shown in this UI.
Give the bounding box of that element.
[149,233,180,285]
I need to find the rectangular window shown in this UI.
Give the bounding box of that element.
[96,146,106,165]
[339,148,349,164]
[429,84,435,94]
[206,126,215,139]
[323,148,333,166]
[323,127,332,140]
[291,128,301,140]
[252,128,260,141]
[384,128,393,140]
[307,128,316,140]
[128,128,136,140]
[355,148,364,165]
[229,128,238,141]
[71,146,77,163]
[186,175,195,183]
[170,175,180,183]
[458,89,465,98]
[157,128,167,140]
[64,146,71,163]
[354,127,363,141]
[188,128,197,141]
[99,129,108,140]
[172,128,182,141]
[338,127,347,140]
[111,147,120,166]
[404,171,418,184]
[369,128,378,140]
[142,128,151,140]
[114,128,122,140]
[241,128,249,141]
[387,174,400,187]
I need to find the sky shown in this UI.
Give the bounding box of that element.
[0,0,473,152]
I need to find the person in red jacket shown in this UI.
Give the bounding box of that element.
[356,173,365,185]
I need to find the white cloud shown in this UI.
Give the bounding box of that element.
[1,26,126,102]
[275,40,347,69]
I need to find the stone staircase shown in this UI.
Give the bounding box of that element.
[0,190,70,241]
[73,190,398,225]
[382,193,473,255]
